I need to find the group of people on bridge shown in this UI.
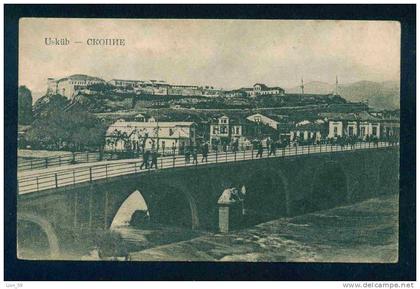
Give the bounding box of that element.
[139,142,210,169]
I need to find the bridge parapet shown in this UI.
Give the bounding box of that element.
[18,142,398,195]
[17,143,399,258]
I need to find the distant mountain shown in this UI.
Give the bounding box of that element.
[286,80,400,110]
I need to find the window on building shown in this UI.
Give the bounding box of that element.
[254,116,261,123]
[169,128,174,136]
[236,127,240,134]
[360,127,366,136]
[372,127,377,136]
[334,127,338,137]
[220,126,227,134]
[213,126,219,134]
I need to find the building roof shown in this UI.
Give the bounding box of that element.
[112,120,195,127]
[320,111,380,122]
[110,79,143,83]
[242,119,278,139]
[171,84,200,89]
[292,122,325,131]
[210,115,244,125]
[246,113,280,124]
[254,83,269,89]
[253,83,285,91]
[59,74,105,82]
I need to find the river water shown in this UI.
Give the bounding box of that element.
[18,194,398,263]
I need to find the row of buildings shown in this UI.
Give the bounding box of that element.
[104,111,400,153]
[46,74,288,99]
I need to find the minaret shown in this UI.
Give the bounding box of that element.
[335,75,339,96]
[300,78,304,95]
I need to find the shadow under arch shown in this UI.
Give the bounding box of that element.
[108,183,199,230]
[243,168,289,224]
[377,153,399,195]
[307,160,348,213]
[17,212,60,258]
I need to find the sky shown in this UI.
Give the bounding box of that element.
[19,18,400,97]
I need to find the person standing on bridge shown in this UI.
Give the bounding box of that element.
[256,140,264,158]
[232,139,239,153]
[266,137,273,156]
[185,146,191,164]
[269,140,277,156]
[140,150,151,170]
[192,147,198,165]
[201,142,209,163]
[151,150,158,169]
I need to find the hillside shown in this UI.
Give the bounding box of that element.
[286,80,400,110]
[32,84,349,117]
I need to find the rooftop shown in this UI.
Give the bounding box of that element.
[59,74,105,82]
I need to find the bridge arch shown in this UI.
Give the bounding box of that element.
[308,160,348,212]
[242,168,289,223]
[110,190,149,228]
[108,182,199,230]
[17,212,60,259]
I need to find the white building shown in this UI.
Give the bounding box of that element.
[47,74,106,99]
[105,119,196,152]
[168,85,202,96]
[246,113,280,130]
[202,86,223,98]
[209,115,243,146]
[322,112,381,140]
[290,122,324,143]
[108,79,143,88]
[252,83,285,97]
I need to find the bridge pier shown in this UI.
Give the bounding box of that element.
[217,188,245,233]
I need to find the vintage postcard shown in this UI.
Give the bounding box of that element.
[16,18,400,263]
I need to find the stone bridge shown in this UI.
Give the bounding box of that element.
[17,145,399,256]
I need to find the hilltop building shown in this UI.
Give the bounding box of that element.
[47,74,106,98]
[252,83,285,97]
[109,79,144,88]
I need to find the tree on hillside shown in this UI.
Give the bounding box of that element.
[18,86,33,125]
[25,110,107,154]
[32,94,70,118]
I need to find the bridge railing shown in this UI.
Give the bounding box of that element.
[17,151,122,172]
[17,141,398,195]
